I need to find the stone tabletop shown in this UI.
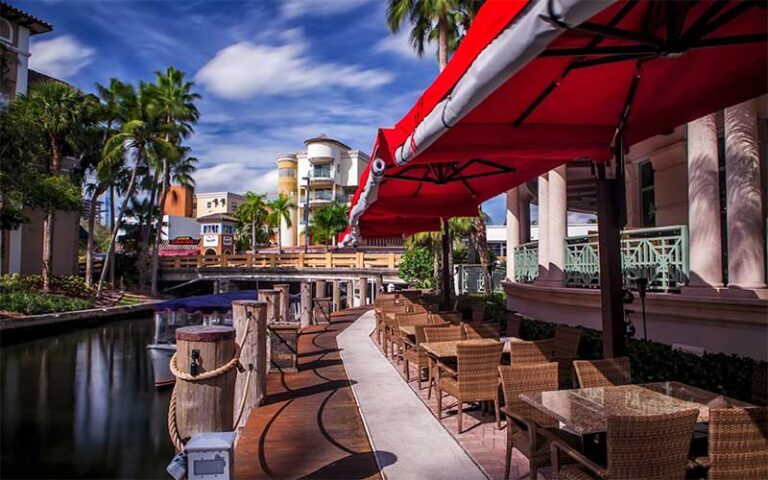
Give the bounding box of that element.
[421,339,502,358]
[520,381,755,435]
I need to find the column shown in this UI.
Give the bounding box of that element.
[314,279,326,298]
[359,276,369,306]
[346,279,354,308]
[332,280,341,312]
[686,113,724,289]
[547,165,567,286]
[273,284,290,323]
[374,275,383,299]
[300,280,313,328]
[535,174,550,283]
[506,187,520,281]
[724,100,766,289]
[520,198,531,243]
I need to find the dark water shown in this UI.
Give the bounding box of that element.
[1,317,174,479]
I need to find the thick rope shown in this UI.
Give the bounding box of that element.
[167,385,186,452]
[233,367,253,429]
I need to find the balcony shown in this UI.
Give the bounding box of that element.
[308,155,334,164]
[308,167,334,184]
[513,225,690,292]
[308,190,333,205]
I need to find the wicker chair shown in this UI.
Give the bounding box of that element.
[379,304,410,355]
[539,325,582,387]
[471,302,486,322]
[394,312,431,365]
[464,322,501,340]
[424,325,464,398]
[689,407,768,480]
[752,364,767,406]
[431,311,463,324]
[500,363,580,480]
[573,357,631,389]
[506,312,523,338]
[403,323,450,388]
[551,409,698,480]
[509,340,551,364]
[436,342,503,433]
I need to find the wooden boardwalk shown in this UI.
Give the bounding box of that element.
[235,308,381,480]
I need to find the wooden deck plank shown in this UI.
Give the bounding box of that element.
[235,308,381,480]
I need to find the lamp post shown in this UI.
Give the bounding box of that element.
[302,175,310,253]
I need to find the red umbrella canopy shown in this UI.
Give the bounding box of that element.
[343,0,767,244]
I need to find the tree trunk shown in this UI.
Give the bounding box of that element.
[97,151,142,299]
[85,185,106,286]
[138,177,158,290]
[42,210,55,293]
[251,221,257,253]
[438,16,449,72]
[49,135,62,175]
[475,210,491,293]
[441,220,452,309]
[108,185,116,286]
[277,220,282,254]
[150,159,170,297]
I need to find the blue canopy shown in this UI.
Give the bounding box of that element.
[153,291,259,313]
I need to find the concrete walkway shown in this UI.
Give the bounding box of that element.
[338,310,488,480]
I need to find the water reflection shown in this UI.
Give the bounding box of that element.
[1,317,173,479]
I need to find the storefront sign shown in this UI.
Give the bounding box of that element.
[203,235,218,247]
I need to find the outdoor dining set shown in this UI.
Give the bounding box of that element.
[373,291,768,480]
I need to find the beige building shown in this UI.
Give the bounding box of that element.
[505,95,768,360]
[195,192,244,218]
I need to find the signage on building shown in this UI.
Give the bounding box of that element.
[203,235,218,247]
[170,236,198,245]
[222,235,233,246]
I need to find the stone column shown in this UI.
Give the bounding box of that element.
[359,276,369,306]
[724,100,766,289]
[506,187,520,281]
[547,165,567,285]
[314,279,326,298]
[686,113,724,289]
[273,284,290,323]
[300,280,313,328]
[332,280,341,312]
[374,275,383,299]
[535,174,550,283]
[346,279,354,308]
[520,198,531,243]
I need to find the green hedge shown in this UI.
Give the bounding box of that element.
[0,291,93,315]
[449,293,763,402]
[0,273,94,298]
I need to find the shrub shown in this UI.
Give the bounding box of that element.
[399,246,434,289]
[0,274,94,298]
[0,291,93,315]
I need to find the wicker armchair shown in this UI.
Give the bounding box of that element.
[538,325,582,387]
[374,298,401,344]
[506,312,523,338]
[464,322,501,340]
[424,325,464,398]
[436,342,503,433]
[394,312,431,365]
[689,407,768,480]
[573,357,631,389]
[509,340,551,364]
[551,409,698,480]
[379,304,410,355]
[499,363,580,480]
[403,323,450,388]
[431,311,463,324]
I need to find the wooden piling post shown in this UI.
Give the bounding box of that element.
[332,280,341,312]
[257,289,280,324]
[274,284,290,322]
[300,280,313,328]
[232,300,267,430]
[374,275,383,301]
[314,279,326,298]
[174,326,237,444]
[346,279,354,308]
[359,276,369,306]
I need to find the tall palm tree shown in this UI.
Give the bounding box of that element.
[147,67,200,296]
[388,0,456,70]
[309,202,349,247]
[267,193,296,254]
[236,192,269,253]
[96,83,176,298]
[474,207,491,291]
[17,81,94,292]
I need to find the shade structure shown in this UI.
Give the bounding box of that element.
[342,0,767,244]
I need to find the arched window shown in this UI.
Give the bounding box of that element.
[0,19,12,43]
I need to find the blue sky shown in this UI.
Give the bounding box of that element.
[21,0,510,224]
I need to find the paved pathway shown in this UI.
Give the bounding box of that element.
[338,310,488,480]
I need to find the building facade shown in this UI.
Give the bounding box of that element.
[195,191,243,218]
[197,213,237,256]
[504,95,768,360]
[277,135,369,247]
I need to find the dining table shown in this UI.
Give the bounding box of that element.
[520,381,755,436]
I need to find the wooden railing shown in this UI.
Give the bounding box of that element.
[160,252,403,270]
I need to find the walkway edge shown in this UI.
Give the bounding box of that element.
[337,310,489,480]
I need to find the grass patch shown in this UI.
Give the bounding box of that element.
[0,291,94,315]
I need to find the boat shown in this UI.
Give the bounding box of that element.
[147,291,259,388]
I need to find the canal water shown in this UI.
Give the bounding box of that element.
[1,316,174,479]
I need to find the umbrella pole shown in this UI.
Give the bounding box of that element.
[441,219,452,310]
[596,140,627,358]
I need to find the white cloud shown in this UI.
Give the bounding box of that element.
[196,32,393,98]
[375,27,437,60]
[194,163,280,195]
[29,35,95,78]
[281,0,372,19]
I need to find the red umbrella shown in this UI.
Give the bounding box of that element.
[344,0,767,242]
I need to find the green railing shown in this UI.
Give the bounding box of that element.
[513,242,539,283]
[456,265,506,294]
[564,225,689,292]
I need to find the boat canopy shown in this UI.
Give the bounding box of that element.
[153,291,258,313]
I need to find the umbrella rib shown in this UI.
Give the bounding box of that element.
[541,45,657,57]
[571,54,656,70]
[560,21,664,47]
[613,61,644,148]
[687,1,763,43]
[692,33,767,49]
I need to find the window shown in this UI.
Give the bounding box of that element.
[221,199,226,206]
[0,19,12,43]
[207,201,211,208]
[223,225,234,235]
[279,168,296,177]
[639,161,655,227]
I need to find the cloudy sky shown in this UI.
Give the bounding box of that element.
[21,0,518,224]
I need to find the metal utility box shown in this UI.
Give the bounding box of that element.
[185,432,236,480]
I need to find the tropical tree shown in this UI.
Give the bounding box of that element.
[15,81,96,292]
[474,207,491,290]
[308,202,349,247]
[236,192,269,253]
[147,67,200,296]
[267,193,296,254]
[96,82,176,298]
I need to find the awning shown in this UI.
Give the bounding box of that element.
[343,0,767,244]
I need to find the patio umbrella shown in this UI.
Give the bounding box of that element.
[343,0,767,354]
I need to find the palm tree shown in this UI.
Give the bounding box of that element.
[147,67,200,296]
[387,0,455,70]
[17,81,95,292]
[474,207,491,291]
[236,192,269,253]
[308,202,349,247]
[96,82,176,298]
[267,193,296,254]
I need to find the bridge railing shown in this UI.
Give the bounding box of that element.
[160,251,403,270]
